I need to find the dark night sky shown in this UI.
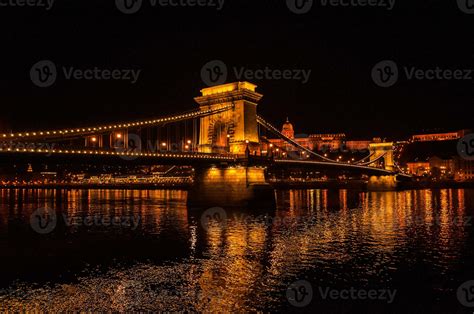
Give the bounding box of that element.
[0,0,472,139]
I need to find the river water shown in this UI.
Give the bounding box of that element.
[0,188,473,312]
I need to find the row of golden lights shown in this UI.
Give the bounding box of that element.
[1,106,233,139]
[267,143,286,156]
[90,136,195,151]
[267,143,357,164]
[0,147,235,160]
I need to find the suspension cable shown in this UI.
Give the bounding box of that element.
[4,105,234,142]
[353,152,375,165]
[256,115,345,163]
[355,152,387,166]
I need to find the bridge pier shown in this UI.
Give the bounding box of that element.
[187,166,275,208]
[367,175,398,191]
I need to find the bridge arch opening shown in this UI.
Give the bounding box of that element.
[211,120,230,153]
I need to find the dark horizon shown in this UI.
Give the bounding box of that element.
[0,0,473,139]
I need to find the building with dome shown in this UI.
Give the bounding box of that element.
[266,118,371,154]
[281,118,295,139]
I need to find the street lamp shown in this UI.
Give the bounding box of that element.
[245,140,250,157]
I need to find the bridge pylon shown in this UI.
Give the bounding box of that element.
[369,142,395,171]
[194,82,263,155]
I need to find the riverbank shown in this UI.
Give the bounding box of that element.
[1,180,474,191]
[0,183,193,190]
[271,180,474,190]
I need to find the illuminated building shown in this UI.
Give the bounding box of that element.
[268,119,371,153]
[406,156,474,181]
[454,157,474,181]
[281,118,294,139]
[411,129,470,142]
[406,160,430,176]
[429,156,455,177]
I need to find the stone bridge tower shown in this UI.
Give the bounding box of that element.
[195,82,263,155]
[369,142,395,171]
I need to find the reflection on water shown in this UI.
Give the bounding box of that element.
[0,188,474,312]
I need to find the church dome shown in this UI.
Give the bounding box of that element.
[282,118,293,131]
[282,118,295,139]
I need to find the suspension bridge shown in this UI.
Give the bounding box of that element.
[0,82,410,205]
